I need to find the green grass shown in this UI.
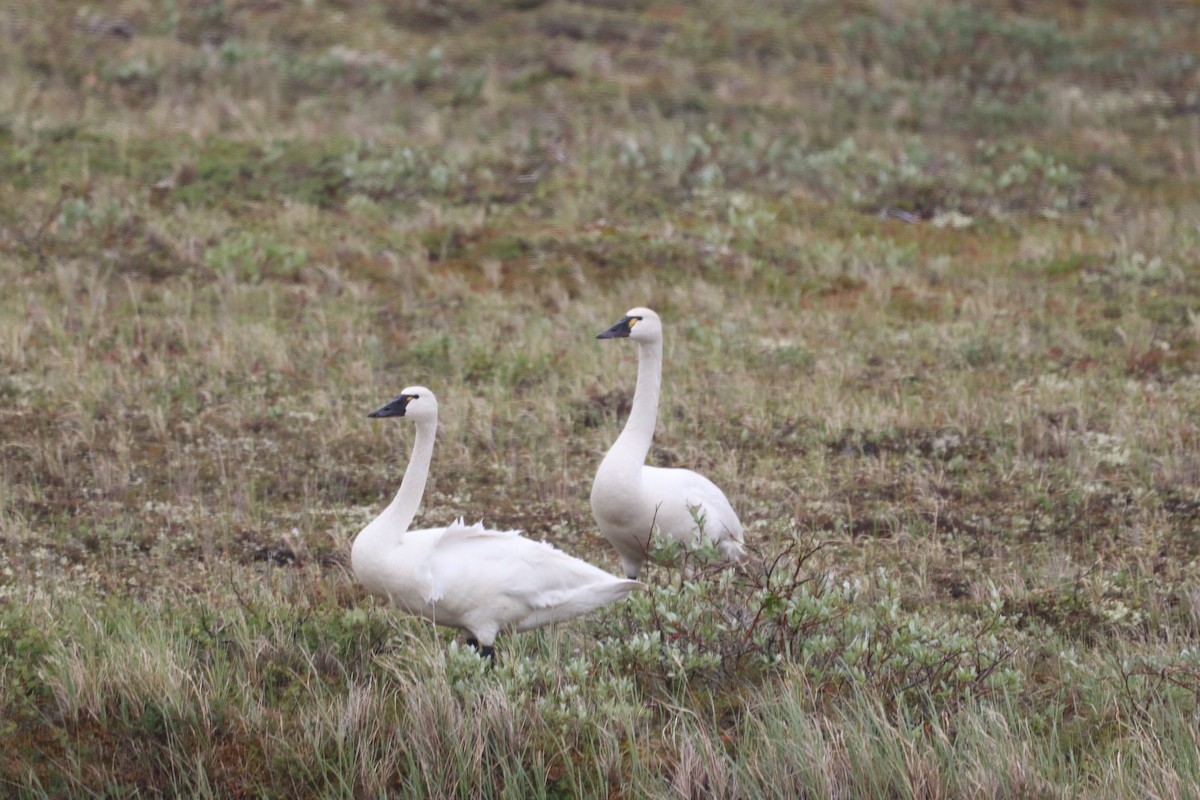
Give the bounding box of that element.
[3,0,1200,796]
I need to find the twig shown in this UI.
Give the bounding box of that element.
[15,194,67,266]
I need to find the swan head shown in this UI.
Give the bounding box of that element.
[597,307,662,343]
[367,385,438,424]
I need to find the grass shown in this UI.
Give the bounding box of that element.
[2,0,1200,796]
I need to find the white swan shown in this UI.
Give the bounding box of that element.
[590,308,746,579]
[352,386,643,660]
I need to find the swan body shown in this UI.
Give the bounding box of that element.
[590,308,746,579]
[352,387,643,658]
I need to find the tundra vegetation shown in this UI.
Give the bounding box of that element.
[2,0,1199,796]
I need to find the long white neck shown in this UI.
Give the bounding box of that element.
[378,416,437,536]
[611,337,662,464]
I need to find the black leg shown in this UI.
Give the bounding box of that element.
[465,637,495,665]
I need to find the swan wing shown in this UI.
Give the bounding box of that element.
[430,523,612,596]
[492,536,643,630]
[432,517,523,546]
[422,518,522,602]
[514,577,644,631]
[425,523,641,627]
[644,466,744,545]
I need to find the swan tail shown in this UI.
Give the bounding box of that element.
[515,579,644,631]
[718,537,746,563]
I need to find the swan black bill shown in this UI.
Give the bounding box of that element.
[597,316,634,339]
[368,394,414,418]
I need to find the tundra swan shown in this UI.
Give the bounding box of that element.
[352,386,643,660]
[590,308,745,579]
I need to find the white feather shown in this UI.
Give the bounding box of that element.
[590,308,746,579]
[352,387,643,651]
